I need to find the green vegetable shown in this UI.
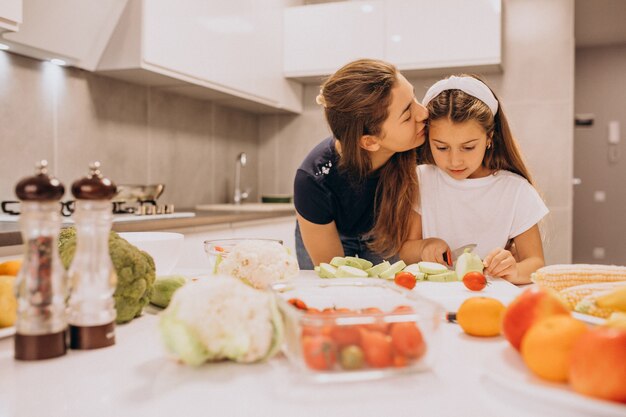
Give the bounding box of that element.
[417,261,448,275]
[335,265,368,278]
[379,260,407,280]
[58,227,156,324]
[340,345,365,370]
[455,249,484,280]
[150,275,187,308]
[366,261,391,278]
[318,263,338,278]
[427,271,458,282]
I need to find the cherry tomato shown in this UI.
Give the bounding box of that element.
[288,298,308,311]
[339,345,365,370]
[302,335,337,371]
[394,271,417,290]
[359,328,393,368]
[390,322,427,359]
[462,271,488,291]
[361,307,388,333]
[330,324,361,348]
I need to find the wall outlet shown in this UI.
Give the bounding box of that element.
[592,247,605,260]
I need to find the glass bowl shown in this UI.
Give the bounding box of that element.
[203,238,283,274]
[271,278,445,382]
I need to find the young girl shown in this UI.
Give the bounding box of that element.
[294,59,429,269]
[415,75,548,284]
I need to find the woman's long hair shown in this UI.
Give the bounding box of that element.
[319,59,418,257]
[419,74,534,184]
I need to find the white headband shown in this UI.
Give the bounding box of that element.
[422,76,499,115]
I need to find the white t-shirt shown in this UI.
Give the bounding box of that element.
[416,164,549,259]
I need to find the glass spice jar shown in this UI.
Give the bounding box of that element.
[66,162,118,349]
[14,160,67,360]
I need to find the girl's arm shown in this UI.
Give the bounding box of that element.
[483,224,545,285]
[296,213,345,266]
[399,211,450,265]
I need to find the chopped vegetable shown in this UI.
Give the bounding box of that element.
[455,249,485,280]
[462,271,488,291]
[394,271,417,290]
[150,275,187,308]
[159,277,283,365]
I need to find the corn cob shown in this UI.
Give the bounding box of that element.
[596,285,626,311]
[575,297,616,318]
[531,264,626,292]
[558,282,626,310]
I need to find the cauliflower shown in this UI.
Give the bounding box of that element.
[217,240,299,289]
[59,227,156,324]
[159,276,284,365]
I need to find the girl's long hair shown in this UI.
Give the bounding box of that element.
[419,74,534,184]
[320,59,418,257]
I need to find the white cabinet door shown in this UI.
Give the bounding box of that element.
[205,0,302,111]
[0,0,21,32]
[385,0,501,71]
[283,0,501,81]
[143,0,212,83]
[284,1,385,79]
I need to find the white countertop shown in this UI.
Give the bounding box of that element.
[1,272,623,417]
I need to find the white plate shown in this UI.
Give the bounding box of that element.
[0,326,15,339]
[479,346,626,417]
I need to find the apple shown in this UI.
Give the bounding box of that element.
[502,286,570,351]
[569,327,626,403]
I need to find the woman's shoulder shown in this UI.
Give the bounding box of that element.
[298,137,337,176]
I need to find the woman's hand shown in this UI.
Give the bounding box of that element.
[483,248,518,282]
[420,238,450,265]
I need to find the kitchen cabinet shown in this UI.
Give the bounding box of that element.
[283,1,385,82]
[1,0,125,69]
[385,0,501,77]
[98,0,303,114]
[0,0,21,33]
[284,0,502,83]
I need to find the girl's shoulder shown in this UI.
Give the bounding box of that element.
[494,170,532,186]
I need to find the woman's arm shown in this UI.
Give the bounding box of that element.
[483,224,545,285]
[296,213,345,266]
[399,211,450,264]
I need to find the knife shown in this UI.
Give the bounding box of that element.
[443,243,477,267]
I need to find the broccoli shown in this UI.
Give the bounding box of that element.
[58,227,156,324]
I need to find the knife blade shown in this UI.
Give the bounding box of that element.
[442,243,478,266]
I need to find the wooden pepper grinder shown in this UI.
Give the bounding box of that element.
[66,162,118,349]
[14,160,67,360]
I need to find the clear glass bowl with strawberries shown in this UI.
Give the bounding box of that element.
[272,279,445,382]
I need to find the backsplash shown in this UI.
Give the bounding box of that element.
[0,51,260,209]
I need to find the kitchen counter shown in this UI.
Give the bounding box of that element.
[0,208,296,248]
[1,271,621,417]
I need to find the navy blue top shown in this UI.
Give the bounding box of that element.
[293,137,380,238]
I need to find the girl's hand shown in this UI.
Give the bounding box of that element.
[483,248,518,282]
[420,238,450,265]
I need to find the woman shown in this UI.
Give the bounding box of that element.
[293,59,429,269]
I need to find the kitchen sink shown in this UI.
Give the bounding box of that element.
[195,203,295,212]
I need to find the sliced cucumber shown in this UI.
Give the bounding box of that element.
[318,263,338,278]
[314,266,320,273]
[418,261,448,275]
[379,260,407,280]
[366,261,391,277]
[344,256,373,270]
[427,271,458,282]
[335,265,369,278]
[330,256,348,267]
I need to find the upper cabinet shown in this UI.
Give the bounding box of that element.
[1,0,128,70]
[283,1,385,82]
[0,0,22,33]
[98,0,303,114]
[284,0,502,83]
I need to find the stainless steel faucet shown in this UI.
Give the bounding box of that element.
[233,152,250,204]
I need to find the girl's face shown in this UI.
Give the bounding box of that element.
[378,73,429,153]
[428,118,492,179]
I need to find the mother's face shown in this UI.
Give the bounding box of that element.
[378,73,429,153]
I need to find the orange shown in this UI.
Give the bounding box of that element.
[456,297,506,337]
[0,259,22,276]
[521,315,588,382]
[0,275,17,327]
